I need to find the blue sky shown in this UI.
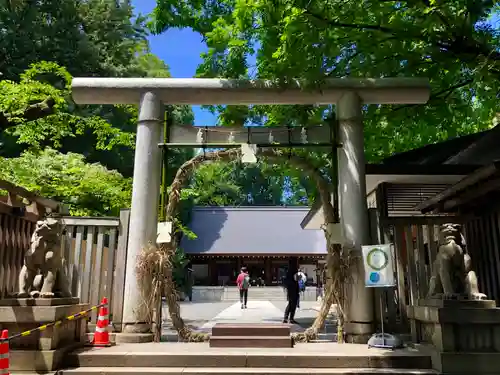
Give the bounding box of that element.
[132,0,217,126]
[132,0,499,126]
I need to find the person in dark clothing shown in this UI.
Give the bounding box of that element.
[283,260,300,324]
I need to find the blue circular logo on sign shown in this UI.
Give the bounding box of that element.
[369,272,380,283]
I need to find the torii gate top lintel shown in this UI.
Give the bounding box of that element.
[71,77,430,105]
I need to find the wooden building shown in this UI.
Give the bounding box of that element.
[181,206,326,286]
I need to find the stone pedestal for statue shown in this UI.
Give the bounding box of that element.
[409,298,500,374]
[0,298,88,372]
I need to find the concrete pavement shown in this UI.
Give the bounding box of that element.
[162,299,328,339]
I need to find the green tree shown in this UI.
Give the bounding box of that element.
[0,1,195,178]
[0,62,133,153]
[187,158,315,206]
[0,0,146,80]
[150,0,500,161]
[188,162,242,205]
[0,2,198,216]
[0,148,131,216]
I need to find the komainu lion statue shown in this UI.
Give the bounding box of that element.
[16,217,72,298]
[427,223,486,300]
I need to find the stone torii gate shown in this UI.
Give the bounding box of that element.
[71,78,430,340]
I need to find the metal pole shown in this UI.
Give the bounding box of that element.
[379,292,385,345]
[159,106,173,222]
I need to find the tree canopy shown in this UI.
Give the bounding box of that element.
[0,0,145,80]
[1,0,498,214]
[0,1,196,215]
[0,148,131,216]
[151,0,499,161]
[0,0,194,176]
[188,160,311,206]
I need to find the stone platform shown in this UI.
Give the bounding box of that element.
[58,342,437,375]
[409,298,500,374]
[0,297,88,372]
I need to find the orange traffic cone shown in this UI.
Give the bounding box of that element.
[0,330,9,375]
[92,297,111,347]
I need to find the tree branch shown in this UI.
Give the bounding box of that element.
[303,9,397,35]
[391,79,474,112]
[432,79,474,98]
[0,97,56,131]
[302,6,500,75]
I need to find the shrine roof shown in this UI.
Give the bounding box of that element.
[380,125,500,167]
[180,206,326,255]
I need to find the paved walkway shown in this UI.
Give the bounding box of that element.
[162,300,325,335]
[201,301,288,329]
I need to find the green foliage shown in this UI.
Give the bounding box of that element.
[188,159,312,206]
[188,162,243,205]
[0,0,146,80]
[0,1,199,217]
[0,148,131,216]
[0,62,134,151]
[172,247,189,292]
[151,0,500,161]
[0,0,195,179]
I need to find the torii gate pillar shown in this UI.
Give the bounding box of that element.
[337,92,373,342]
[122,92,163,334]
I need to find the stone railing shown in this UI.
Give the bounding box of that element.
[408,299,500,374]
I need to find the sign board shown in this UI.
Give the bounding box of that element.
[361,244,395,288]
[157,221,173,244]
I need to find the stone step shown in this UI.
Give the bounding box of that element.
[224,298,318,301]
[209,335,293,348]
[224,292,287,295]
[223,293,287,296]
[56,367,439,375]
[223,297,319,302]
[66,348,432,369]
[87,329,342,344]
[212,323,290,337]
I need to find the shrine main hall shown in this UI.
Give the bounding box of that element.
[181,206,326,286]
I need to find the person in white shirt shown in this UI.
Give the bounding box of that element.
[296,268,306,308]
[297,269,306,282]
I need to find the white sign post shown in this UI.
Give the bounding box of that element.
[361,244,402,349]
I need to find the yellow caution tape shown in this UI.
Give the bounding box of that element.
[0,302,106,342]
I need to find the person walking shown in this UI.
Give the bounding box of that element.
[236,267,250,309]
[283,260,300,324]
